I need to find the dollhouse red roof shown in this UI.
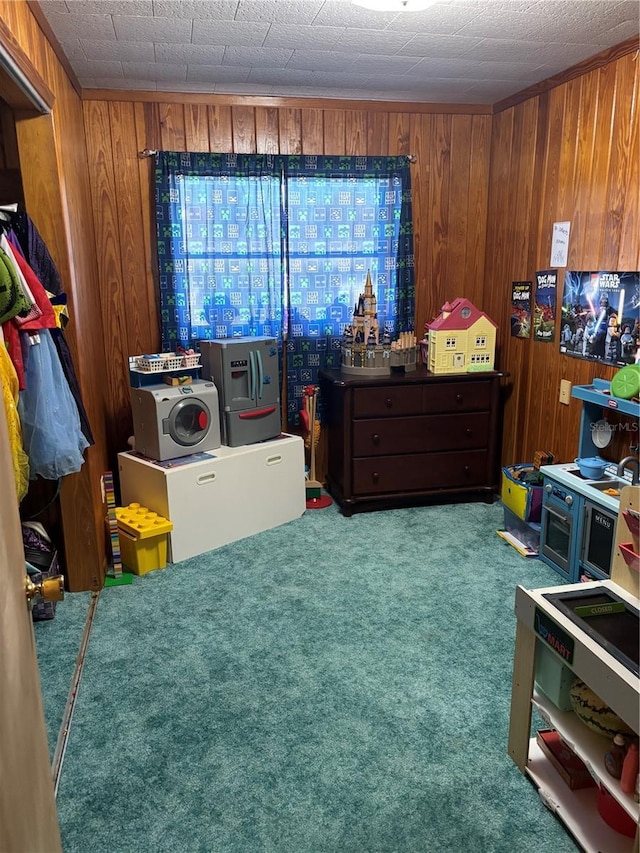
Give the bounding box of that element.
[428,297,497,331]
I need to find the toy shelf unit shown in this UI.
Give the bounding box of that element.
[572,379,640,459]
[128,352,202,388]
[508,579,639,853]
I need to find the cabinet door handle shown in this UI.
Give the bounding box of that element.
[372,472,380,483]
[372,433,380,445]
[385,397,393,408]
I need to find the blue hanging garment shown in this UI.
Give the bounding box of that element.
[11,210,94,445]
[18,329,89,479]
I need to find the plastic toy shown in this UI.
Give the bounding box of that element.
[102,472,132,587]
[426,297,497,374]
[300,385,332,509]
[340,270,416,375]
[115,503,174,575]
[611,363,640,400]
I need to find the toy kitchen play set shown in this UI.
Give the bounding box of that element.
[539,377,640,584]
[119,340,305,564]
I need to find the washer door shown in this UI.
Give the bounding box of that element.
[162,398,211,447]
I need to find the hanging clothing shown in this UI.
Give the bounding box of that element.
[18,329,89,480]
[0,246,32,323]
[1,232,58,389]
[11,211,62,295]
[9,210,94,445]
[0,327,29,500]
[0,235,41,325]
[1,319,25,389]
[4,236,57,331]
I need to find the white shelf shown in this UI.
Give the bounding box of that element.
[527,740,636,853]
[533,688,639,822]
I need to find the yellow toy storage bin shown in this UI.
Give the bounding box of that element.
[115,504,173,575]
[501,464,543,523]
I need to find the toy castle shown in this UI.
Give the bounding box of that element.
[340,271,416,375]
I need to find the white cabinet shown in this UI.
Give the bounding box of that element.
[508,579,639,853]
[118,433,306,562]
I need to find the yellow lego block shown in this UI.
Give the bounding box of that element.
[115,503,173,539]
[115,503,173,575]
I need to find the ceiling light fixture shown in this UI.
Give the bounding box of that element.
[352,0,438,11]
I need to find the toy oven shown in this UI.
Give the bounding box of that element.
[540,481,579,580]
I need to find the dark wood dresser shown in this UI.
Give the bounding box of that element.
[319,366,506,516]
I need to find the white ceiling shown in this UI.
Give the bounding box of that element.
[36,0,640,105]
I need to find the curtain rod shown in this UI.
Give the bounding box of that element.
[138,148,417,162]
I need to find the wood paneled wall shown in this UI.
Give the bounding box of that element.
[485,51,639,468]
[2,0,638,593]
[83,48,640,472]
[1,0,109,591]
[83,96,493,461]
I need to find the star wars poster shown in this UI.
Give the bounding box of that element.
[560,271,640,366]
[533,270,557,343]
[510,281,531,338]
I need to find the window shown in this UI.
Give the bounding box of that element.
[475,335,487,348]
[446,337,457,348]
[155,153,415,425]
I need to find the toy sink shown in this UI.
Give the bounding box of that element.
[585,479,626,501]
[543,586,639,676]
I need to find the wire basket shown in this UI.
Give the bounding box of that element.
[136,354,184,372]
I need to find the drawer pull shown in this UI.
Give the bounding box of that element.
[372,472,380,483]
[372,433,380,445]
[197,472,217,485]
[456,394,463,403]
[466,428,472,437]
[385,397,393,408]
[266,454,282,466]
[463,465,470,474]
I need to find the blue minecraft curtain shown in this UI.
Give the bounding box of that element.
[281,155,414,424]
[154,153,414,427]
[155,152,285,349]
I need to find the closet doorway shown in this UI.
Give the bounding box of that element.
[0,58,110,595]
[0,69,62,848]
[0,97,65,564]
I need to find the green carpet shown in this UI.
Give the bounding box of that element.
[55,500,579,852]
[34,590,92,759]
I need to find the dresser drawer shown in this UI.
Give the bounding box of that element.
[423,381,491,413]
[352,385,423,418]
[353,449,488,494]
[352,412,491,456]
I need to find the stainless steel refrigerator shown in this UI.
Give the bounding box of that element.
[199,337,281,447]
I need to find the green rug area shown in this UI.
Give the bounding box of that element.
[55,501,578,852]
[34,590,92,758]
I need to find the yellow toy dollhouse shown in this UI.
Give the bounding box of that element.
[427,297,497,374]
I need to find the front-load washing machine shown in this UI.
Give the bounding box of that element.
[130,380,221,461]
